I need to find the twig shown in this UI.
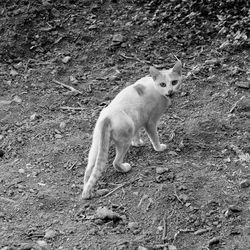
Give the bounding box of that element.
[102,177,140,198]
[102,183,126,198]
[68,161,78,170]
[229,95,245,113]
[60,106,86,111]
[173,229,194,243]
[52,79,82,94]
[174,184,183,204]
[162,212,168,241]
[173,54,180,61]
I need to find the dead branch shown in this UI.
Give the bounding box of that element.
[174,184,183,204]
[102,177,140,198]
[52,79,82,94]
[60,106,86,111]
[229,95,245,113]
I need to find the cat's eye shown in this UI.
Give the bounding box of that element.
[159,82,166,87]
[172,80,178,86]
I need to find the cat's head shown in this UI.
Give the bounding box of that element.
[150,61,182,97]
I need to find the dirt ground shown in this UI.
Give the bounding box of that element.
[0,1,250,250]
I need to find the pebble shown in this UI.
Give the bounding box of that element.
[208,236,221,246]
[12,95,22,103]
[194,228,208,235]
[59,122,66,129]
[37,240,51,250]
[96,189,109,197]
[10,69,18,76]
[30,113,40,121]
[138,247,148,250]
[70,75,78,85]
[235,81,250,89]
[55,134,63,139]
[62,56,71,63]
[127,221,140,231]
[44,229,57,239]
[155,167,169,174]
[168,151,178,156]
[96,206,121,220]
[112,33,124,44]
[229,205,242,212]
[168,245,177,250]
[240,179,250,188]
[18,168,25,174]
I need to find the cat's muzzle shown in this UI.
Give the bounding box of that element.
[166,90,174,97]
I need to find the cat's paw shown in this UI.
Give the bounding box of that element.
[131,139,144,147]
[81,188,93,200]
[114,162,132,173]
[122,163,132,172]
[155,144,167,152]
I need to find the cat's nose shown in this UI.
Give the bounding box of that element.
[168,90,174,97]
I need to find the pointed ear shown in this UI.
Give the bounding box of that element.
[149,66,161,81]
[172,60,182,75]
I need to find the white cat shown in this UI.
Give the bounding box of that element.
[82,61,182,199]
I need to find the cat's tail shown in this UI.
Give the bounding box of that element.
[82,117,111,199]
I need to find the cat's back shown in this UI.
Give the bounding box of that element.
[111,76,154,104]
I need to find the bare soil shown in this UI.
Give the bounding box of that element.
[0,1,250,250]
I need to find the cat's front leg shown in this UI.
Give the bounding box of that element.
[131,131,144,147]
[145,122,167,151]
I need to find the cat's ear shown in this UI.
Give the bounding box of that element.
[149,66,161,81]
[172,60,182,75]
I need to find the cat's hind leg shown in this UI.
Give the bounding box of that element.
[113,142,132,173]
[83,144,97,185]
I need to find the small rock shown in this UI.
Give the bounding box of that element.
[37,240,51,250]
[229,205,242,213]
[12,95,22,103]
[168,151,178,156]
[112,33,124,45]
[0,149,4,158]
[59,122,66,129]
[18,168,25,174]
[235,81,250,89]
[10,69,18,76]
[55,134,63,139]
[205,58,221,65]
[54,129,61,134]
[194,228,208,235]
[44,229,57,239]
[30,113,40,121]
[96,189,109,197]
[62,56,71,64]
[127,221,140,234]
[156,167,169,174]
[13,62,23,69]
[168,245,177,250]
[69,75,78,85]
[138,246,148,250]
[208,236,221,246]
[240,179,250,188]
[96,206,122,221]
